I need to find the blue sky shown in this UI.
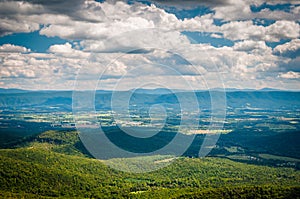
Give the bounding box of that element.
[0,0,299,90]
[0,31,67,52]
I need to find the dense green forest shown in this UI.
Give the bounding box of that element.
[0,130,299,198]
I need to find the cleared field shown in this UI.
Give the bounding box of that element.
[259,153,300,162]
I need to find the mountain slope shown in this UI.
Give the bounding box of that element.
[0,130,299,198]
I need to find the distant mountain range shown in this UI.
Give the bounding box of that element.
[0,87,290,94]
[0,88,299,110]
[0,88,28,93]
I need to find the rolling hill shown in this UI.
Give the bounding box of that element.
[0,130,299,198]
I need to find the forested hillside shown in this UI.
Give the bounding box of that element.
[0,130,299,198]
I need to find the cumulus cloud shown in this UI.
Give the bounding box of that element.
[150,0,300,21]
[279,71,300,79]
[274,39,300,54]
[265,21,300,42]
[0,18,40,36]
[39,2,217,41]
[0,0,298,42]
[0,53,36,78]
[214,1,300,21]
[0,44,30,53]
[80,29,191,53]
[36,1,300,45]
[233,40,271,54]
[219,20,300,42]
[151,0,300,8]
[0,43,87,89]
[48,42,89,58]
[0,0,299,90]
[0,1,42,35]
[149,0,231,9]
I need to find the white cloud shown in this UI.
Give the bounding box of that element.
[39,2,217,41]
[219,20,300,42]
[213,0,252,21]
[48,42,90,58]
[212,0,300,21]
[220,21,264,41]
[80,29,191,53]
[0,44,87,88]
[0,1,297,44]
[233,40,272,54]
[0,44,30,53]
[0,17,40,36]
[279,71,300,79]
[0,53,36,78]
[274,39,300,54]
[48,42,74,53]
[149,0,300,23]
[0,0,299,90]
[265,20,300,42]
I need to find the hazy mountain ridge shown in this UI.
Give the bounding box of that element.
[0,89,299,110]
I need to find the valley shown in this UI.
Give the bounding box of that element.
[0,89,299,198]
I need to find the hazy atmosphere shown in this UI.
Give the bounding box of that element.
[1,1,300,198]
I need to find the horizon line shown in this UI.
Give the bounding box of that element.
[1,87,300,92]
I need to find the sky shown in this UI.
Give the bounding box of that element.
[0,0,299,90]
